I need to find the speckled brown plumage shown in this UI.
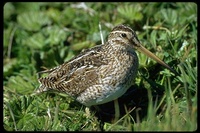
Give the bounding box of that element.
[37,24,176,106]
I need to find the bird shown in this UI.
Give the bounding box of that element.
[37,24,177,107]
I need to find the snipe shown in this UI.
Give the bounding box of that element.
[37,24,177,107]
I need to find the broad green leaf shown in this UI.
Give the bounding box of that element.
[42,25,68,46]
[117,4,143,21]
[24,32,46,49]
[3,2,15,21]
[6,75,35,95]
[70,41,95,51]
[60,7,76,26]
[86,30,107,43]
[3,58,17,78]
[46,8,61,24]
[17,11,50,31]
[12,2,41,14]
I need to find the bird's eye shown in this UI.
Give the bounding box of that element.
[121,33,127,38]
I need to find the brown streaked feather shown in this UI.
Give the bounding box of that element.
[38,44,109,96]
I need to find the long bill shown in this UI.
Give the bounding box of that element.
[136,44,178,76]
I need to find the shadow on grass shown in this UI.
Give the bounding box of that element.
[90,82,165,124]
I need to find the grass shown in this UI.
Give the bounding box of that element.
[3,2,197,131]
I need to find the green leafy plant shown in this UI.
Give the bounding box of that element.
[3,2,197,131]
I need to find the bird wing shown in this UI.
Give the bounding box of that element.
[38,45,109,96]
